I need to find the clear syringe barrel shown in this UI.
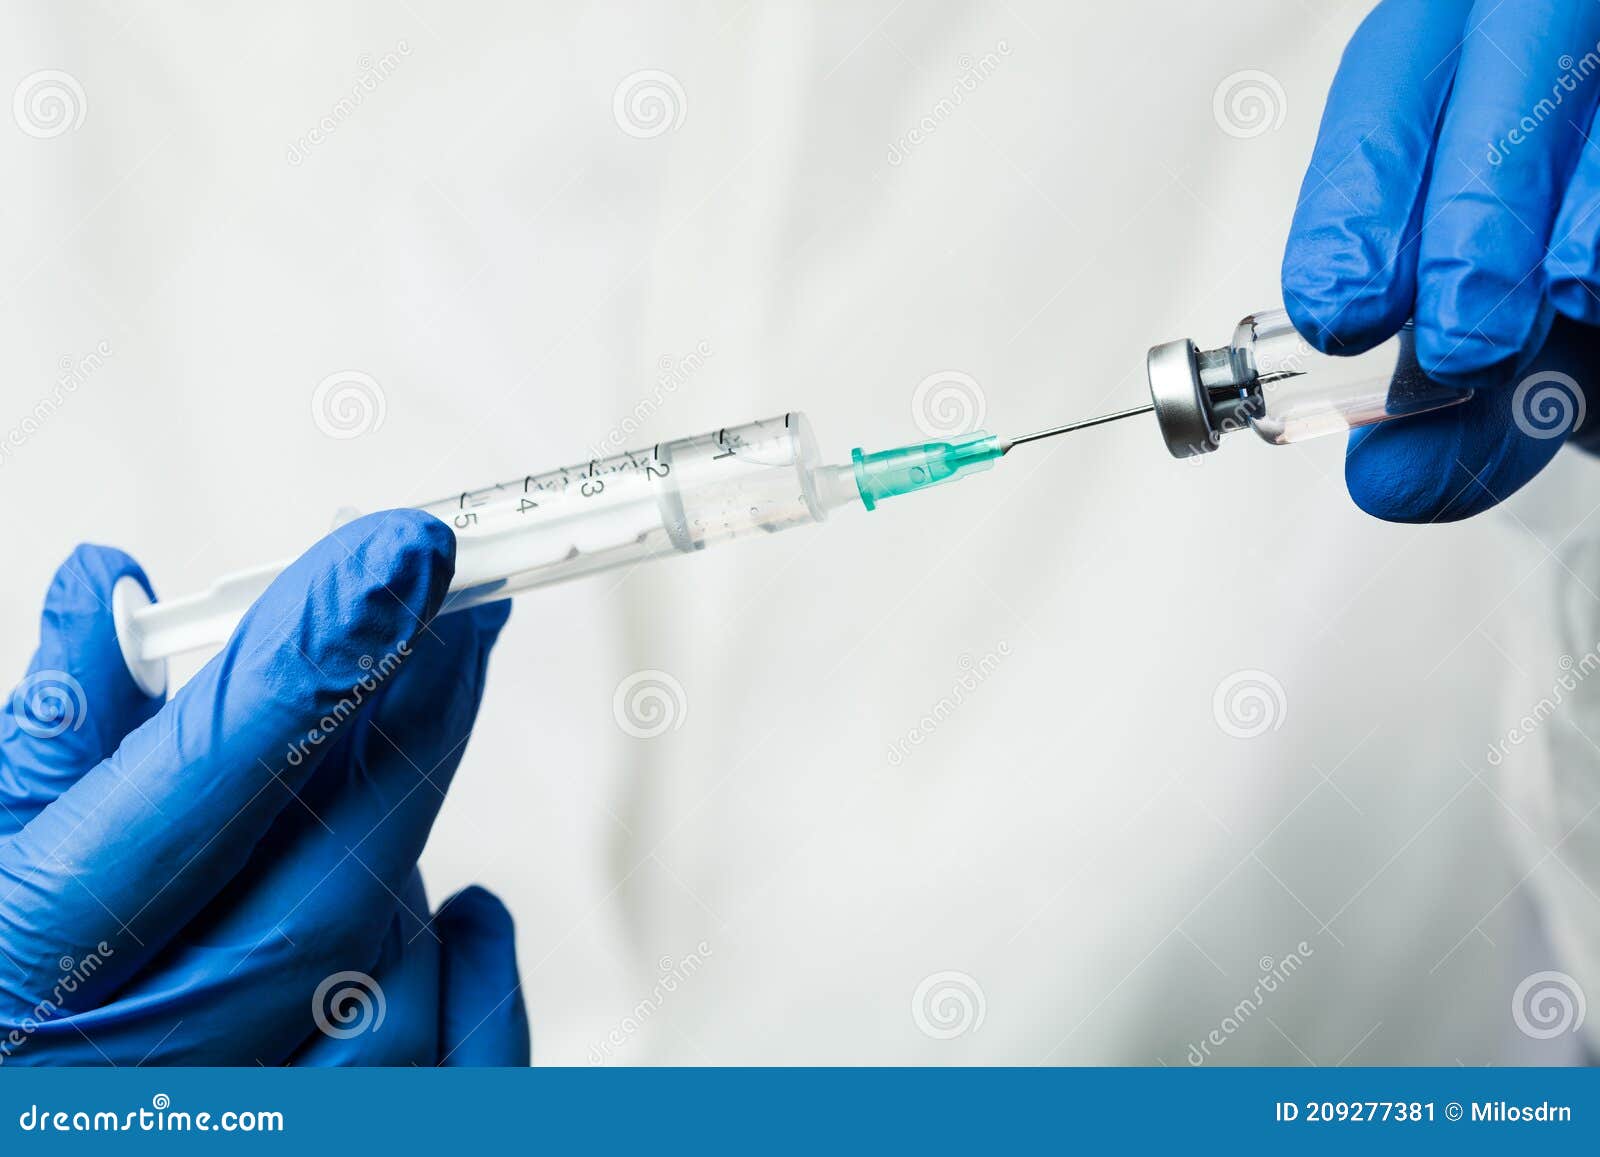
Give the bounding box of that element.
[426,412,839,613]
[116,413,854,689]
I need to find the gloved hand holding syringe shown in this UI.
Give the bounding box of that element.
[111,305,1468,694]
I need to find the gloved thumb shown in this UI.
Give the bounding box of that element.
[436,886,529,1066]
[0,545,163,834]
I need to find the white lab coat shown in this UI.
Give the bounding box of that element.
[3,1,1595,1063]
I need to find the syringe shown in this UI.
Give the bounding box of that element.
[113,413,1024,694]
[111,304,1466,693]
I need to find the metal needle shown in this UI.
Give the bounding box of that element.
[1001,403,1155,452]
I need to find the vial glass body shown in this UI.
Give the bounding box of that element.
[1234,309,1466,445]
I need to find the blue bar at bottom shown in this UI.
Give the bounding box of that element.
[1,1067,1596,1151]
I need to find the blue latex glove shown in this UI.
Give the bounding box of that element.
[0,512,529,1065]
[1283,0,1600,522]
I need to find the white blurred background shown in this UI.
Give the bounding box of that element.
[5,0,1600,1064]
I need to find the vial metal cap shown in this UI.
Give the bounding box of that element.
[1146,338,1216,458]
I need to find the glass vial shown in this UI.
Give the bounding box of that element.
[1146,307,1469,458]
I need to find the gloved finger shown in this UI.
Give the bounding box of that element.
[188,595,508,933]
[1413,0,1600,390]
[80,599,510,1060]
[1345,313,1600,521]
[288,870,442,1067]
[0,510,455,1012]
[1546,101,1600,323]
[19,871,442,1065]
[435,886,529,1066]
[0,546,163,837]
[1282,0,1471,353]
